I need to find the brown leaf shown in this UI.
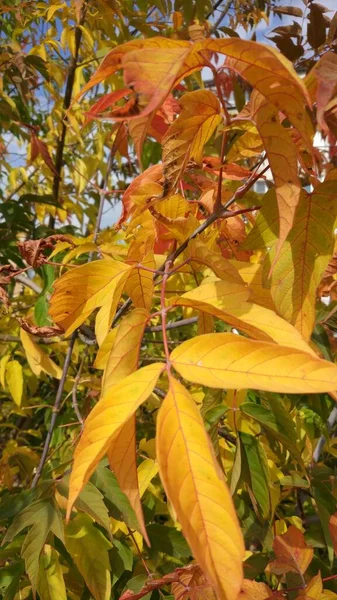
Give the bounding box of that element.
[0,287,10,310]
[268,526,313,576]
[329,513,337,557]
[17,318,64,337]
[30,134,58,176]
[18,235,72,267]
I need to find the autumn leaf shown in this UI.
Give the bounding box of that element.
[20,329,62,379]
[197,38,313,149]
[118,164,163,225]
[67,363,164,518]
[102,308,149,392]
[314,52,337,134]
[6,360,23,406]
[170,332,337,394]
[157,376,245,600]
[162,90,222,194]
[186,239,245,284]
[174,279,314,354]
[269,181,337,340]
[249,91,301,262]
[238,580,273,599]
[49,258,132,337]
[268,525,313,576]
[329,513,337,557]
[100,308,150,544]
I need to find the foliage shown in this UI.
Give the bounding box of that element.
[2,1,337,600]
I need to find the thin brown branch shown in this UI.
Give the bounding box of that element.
[31,331,77,488]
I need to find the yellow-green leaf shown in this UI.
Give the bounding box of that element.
[65,514,111,600]
[157,377,244,600]
[37,545,67,600]
[6,360,23,406]
[170,333,337,394]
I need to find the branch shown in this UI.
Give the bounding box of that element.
[312,405,337,463]
[145,317,198,333]
[49,0,88,227]
[15,273,42,295]
[31,331,77,488]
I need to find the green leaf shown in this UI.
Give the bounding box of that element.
[240,432,270,520]
[91,466,140,532]
[312,480,336,565]
[110,539,133,585]
[146,524,191,559]
[203,404,229,431]
[2,499,64,592]
[65,513,112,600]
[57,478,111,535]
[35,264,55,327]
[19,193,59,206]
[0,561,25,600]
[37,545,67,600]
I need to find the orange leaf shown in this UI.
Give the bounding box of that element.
[198,38,313,149]
[162,89,221,194]
[268,525,313,576]
[329,513,337,557]
[49,259,132,337]
[315,52,337,134]
[170,332,337,394]
[67,362,164,518]
[238,580,273,599]
[118,164,163,225]
[157,376,244,600]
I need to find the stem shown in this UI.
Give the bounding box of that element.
[49,1,88,228]
[161,261,172,366]
[30,331,77,488]
[145,317,198,333]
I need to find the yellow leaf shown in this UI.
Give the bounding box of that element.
[187,239,244,284]
[270,181,337,340]
[49,259,132,337]
[250,91,301,262]
[230,260,275,311]
[162,90,221,193]
[20,330,62,379]
[170,333,337,394]
[93,328,118,370]
[94,265,131,346]
[124,253,155,312]
[174,280,314,354]
[137,458,159,498]
[67,363,164,518]
[157,377,244,600]
[6,360,23,406]
[37,545,67,600]
[297,573,323,599]
[101,309,150,544]
[238,580,272,599]
[102,308,149,393]
[0,355,10,388]
[268,525,313,576]
[198,38,313,149]
[65,514,111,600]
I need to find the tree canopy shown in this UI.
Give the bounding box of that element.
[2,1,337,600]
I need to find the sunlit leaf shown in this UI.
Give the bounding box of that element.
[20,329,62,379]
[157,376,244,600]
[170,333,337,394]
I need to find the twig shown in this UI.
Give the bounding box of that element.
[49,0,88,228]
[111,162,268,327]
[313,405,337,463]
[71,349,87,428]
[145,317,198,333]
[15,273,42,294]
[30,331,77,488]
